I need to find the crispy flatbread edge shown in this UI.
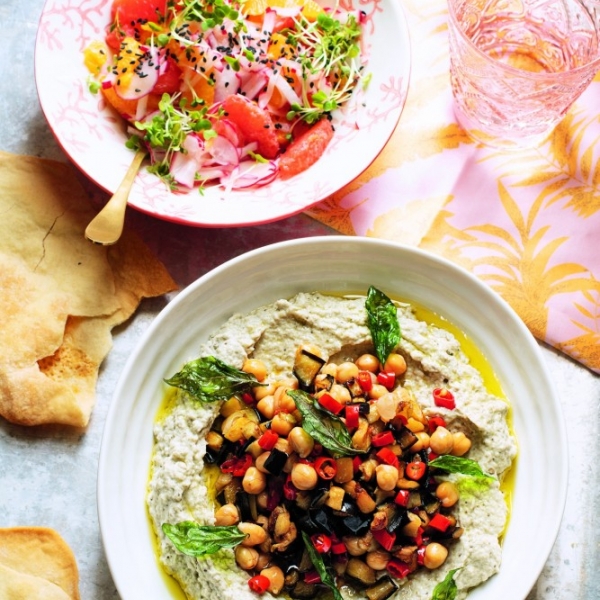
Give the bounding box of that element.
[0,527,80,600]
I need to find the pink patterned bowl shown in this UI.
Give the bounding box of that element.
[35,0,411,227]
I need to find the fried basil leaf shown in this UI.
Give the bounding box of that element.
[365,286,401,365]
[164,355,264,402]
[288,389,362,457]
[431,568,460,600]
[162,522,247,557]
[429,455,494,481]
[301,531,344,600]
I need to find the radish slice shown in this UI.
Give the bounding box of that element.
[224,159,278,189]
[240,71,269,101]
[117,46,161,100]
[208,135,240,166]
[213,68,240,102]
[170,135,205,188]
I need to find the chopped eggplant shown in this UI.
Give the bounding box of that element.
[263,448,288,476]
[341,514,371,536]
[290,581,318,599]
[365,576,398,600]
[396,426,418,450]
[386,508,409,533]
[345,377,364,398]
[294,347,326,390]
[314,372,335,393]
[312,508,334,535]
[346,558,377,585]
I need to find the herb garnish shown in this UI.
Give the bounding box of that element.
[429,455,494,481]
[301,531,344,600]
[162,522,248,557]
[365,286,401,365]
[164,355,264,402]
[431,568,460,600]
[287,389,362,457]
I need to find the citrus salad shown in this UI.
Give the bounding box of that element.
[85,0,368,191]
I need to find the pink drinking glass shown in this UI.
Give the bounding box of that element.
[447,0,600,149]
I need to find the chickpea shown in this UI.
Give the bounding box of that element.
[260,566,285,595]
[368,384,388,400]
[384,353,407,376]
[288,426,315,458]
[214,503,240,526]
[235,546,259,570]
[291,463,318,490]
[242,466,267,495]
[365,549,391,571]
[451,431,472,456]
[242,358,267,382]
[336,361,359,383]
[271,412,296,436]
[429,426,454,455]
[256,395,275,419]
[423,542,448,569]
[328,384,352,405]
[256,491,269,511]
[436,481,459,508]
[238,522,268,546]
[274,386,297,413]
[244,440,264,459]
[254,383,276,401]
[411,431,430,452]
[255,451,272,474]
[321,362,338,377]
[375,465,399,491]
[355,353,380,373]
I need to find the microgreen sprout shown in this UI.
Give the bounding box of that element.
[285,12,363,123]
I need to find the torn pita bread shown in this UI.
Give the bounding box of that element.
[0,527,79,600]
[0,151,177,427]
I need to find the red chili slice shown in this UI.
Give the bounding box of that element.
[394,489,410,507]
[376,447,399,469]
[248,574,271,594]
[377,371,396,389]
[372,431,395,447]
[433,387,456,410]
[331,541,347,554]
[405,460,426,481]
[357,371,373,392]
[315,456,337,480]
[429,513,453,532]
[220,453,253,477]
[387,558,411,579]
[257,429,279,450]
[345,404,360,429]
[311,533,332,553]
[427,415,446,434]
[352,456,362,473]
[372,528,396,551]
[318,393,344,415]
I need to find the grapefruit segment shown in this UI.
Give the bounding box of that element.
[279,118,334,179]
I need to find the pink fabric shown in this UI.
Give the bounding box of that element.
[308,0,600,373]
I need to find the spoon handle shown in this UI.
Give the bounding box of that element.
[85,148,146,245]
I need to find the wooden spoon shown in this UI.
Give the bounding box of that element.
[85,149,146,245]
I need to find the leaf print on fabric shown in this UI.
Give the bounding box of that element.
[424,182,600,342]
[307,196,360,235]
[556,287,600,371]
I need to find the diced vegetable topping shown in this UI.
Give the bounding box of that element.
[162,289,495,599]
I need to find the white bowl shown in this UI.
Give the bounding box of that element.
[35,0,411,227]
[98,237,567,599]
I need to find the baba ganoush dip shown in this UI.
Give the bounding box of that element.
[148,290,517,600]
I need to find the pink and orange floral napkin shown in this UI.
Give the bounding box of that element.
[308,0,600,374]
